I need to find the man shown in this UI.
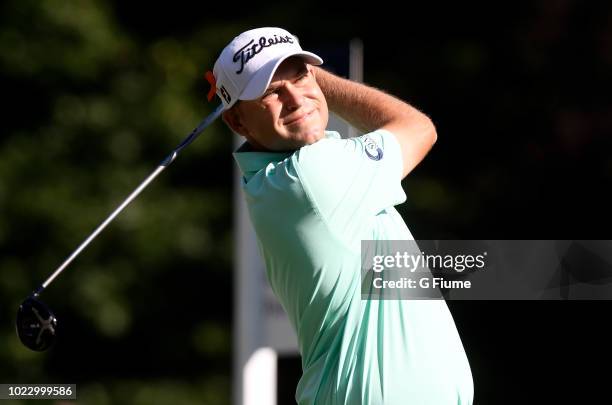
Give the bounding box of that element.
[210,27,474,404]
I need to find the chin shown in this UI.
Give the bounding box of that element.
[301,127,326,143]
[294,134,321,148]
[271,125,325,151]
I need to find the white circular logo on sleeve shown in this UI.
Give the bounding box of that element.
[363,135,383,161]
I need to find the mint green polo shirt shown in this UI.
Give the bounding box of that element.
[234,130,474,405]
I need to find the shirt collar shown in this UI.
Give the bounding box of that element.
[233,131,341,180]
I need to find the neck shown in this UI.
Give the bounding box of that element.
[244,137,268,152]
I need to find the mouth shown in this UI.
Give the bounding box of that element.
[284,110,314,126]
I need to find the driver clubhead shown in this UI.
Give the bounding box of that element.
[16,296,57,351]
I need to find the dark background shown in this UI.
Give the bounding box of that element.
[1,0,611,403]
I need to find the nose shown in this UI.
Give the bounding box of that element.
[280,83,303,111]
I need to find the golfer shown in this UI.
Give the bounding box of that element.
[210,27,474,404]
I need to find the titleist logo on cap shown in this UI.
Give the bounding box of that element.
[233,35,295,74]
[212,27,323,109]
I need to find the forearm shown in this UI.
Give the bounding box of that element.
[313,66,437,178]
[313,66,427,133]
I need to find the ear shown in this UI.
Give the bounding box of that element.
[309,64,317,79]
[222,107,250,137]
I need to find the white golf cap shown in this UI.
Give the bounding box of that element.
[209,27,323,110]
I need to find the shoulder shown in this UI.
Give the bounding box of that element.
[293,129,400,169]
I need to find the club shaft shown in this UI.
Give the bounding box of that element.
[39,165,166,291]
[35,104,224,294]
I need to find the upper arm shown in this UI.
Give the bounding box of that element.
[381,111,437,179]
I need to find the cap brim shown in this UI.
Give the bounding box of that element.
[239,51,323,101]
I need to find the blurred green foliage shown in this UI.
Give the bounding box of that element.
[1,0,238,403]
[1,1,611,404]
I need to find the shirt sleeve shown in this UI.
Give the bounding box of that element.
[292,129,406,237]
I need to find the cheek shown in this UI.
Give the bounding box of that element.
[310,86,328,118]
[304,84,322,100]
[245,105,276,131]
[257,102,280,120]
[318,92,328,112]
[313,91,329,124]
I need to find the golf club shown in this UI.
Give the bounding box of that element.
[16,103,224,351]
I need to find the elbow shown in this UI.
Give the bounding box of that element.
[424,115,438,147]
[430,120,438,146]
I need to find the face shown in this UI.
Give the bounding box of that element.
[223,56,329,151]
